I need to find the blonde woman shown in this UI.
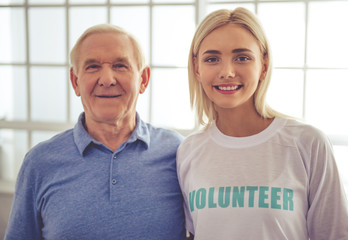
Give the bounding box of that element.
[177,8,348,239]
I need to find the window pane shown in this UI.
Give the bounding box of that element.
[69,0,106,3]
[31,130,60,147]
[0,66,27,121]
[305,70,348,135]
[70,87,84,123]
[267,69,304,119]
[207,4,255,14]
[258,3,305,67]
[30,67,67,122]
[152,6,195,67]
[111,0,148,3]
[29,0,65,3]
[0,8,26,63]
[111,6,150,64]
[0,130,27,181]
[209,0,250,2]
[151,68,194,129]
[307,1,348,68]
[29,8,66,64]
[333,145,348,196]
[153,0,193,2]
[0,0,24,4]
[137,87,150,123]
[69,7,108,52]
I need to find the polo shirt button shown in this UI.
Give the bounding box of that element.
[112,179,117,185]
[113,155,117,159]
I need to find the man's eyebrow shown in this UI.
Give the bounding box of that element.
[83,59,100,66]
[113,57,130,64]
[83,57,130,66]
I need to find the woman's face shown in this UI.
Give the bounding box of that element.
[194,24,266,114]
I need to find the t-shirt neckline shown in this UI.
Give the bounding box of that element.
[208,117,287,148]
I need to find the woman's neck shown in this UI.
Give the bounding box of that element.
[215,105,274,137]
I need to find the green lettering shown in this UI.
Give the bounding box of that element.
[271,187,281,210]
[196,188,206,210]
[283,188,294,211]
[218,187,231,208]
[232,186,245,207]
[247,186,258,207]
[189,190,195,212]
[259,186,269,208]
[208,187,217,208]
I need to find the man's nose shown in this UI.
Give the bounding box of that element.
[98,66,117,87]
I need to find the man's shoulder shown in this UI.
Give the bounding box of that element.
[17,129,75,181]
[26,128,74,161]
[144,122,184,143]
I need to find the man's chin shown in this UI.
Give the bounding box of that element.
[86,110,135,125]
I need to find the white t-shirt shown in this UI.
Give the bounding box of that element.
[177,117,348,240]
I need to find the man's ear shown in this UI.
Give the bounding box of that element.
[139,66,150,94]
[193,57,201,82]
[70,67,81,96]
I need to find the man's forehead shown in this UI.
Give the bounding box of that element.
[79,34,134,58]
[81,32,127,48]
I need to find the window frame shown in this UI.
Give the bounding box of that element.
[0,0,347,191]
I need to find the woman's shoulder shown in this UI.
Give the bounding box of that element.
[277,118,333,154]
[283,119,329,141]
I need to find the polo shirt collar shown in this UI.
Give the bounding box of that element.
[127,112,150,149]
[73,112,150,156]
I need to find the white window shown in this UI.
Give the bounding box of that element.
[0,0,347,195]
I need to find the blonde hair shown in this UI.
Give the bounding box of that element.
[188,8,287,127]
[70,24,145,74]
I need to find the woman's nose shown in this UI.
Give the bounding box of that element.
[219,62,235,79]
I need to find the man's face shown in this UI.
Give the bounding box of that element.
[70,32,149,125]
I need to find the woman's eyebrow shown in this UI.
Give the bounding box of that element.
[202,48,253,55]
[202,50,221,55]
[232,48,253,53]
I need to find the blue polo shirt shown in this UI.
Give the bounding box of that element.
[5,113,186,240]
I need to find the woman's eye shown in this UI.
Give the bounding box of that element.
[236,56,251,63]
[204,57,219,63]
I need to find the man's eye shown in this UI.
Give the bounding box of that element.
[86,64,100,71]
[113,64,128,71]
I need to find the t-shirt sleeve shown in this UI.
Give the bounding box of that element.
[177,140,195,235]
[305,130,348,239]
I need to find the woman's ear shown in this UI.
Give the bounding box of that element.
[260,55,269,81]
[193,57,201,82]
[70,67,81,96]
[139,66,150,94]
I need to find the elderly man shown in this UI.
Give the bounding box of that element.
[5,24,186,239]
